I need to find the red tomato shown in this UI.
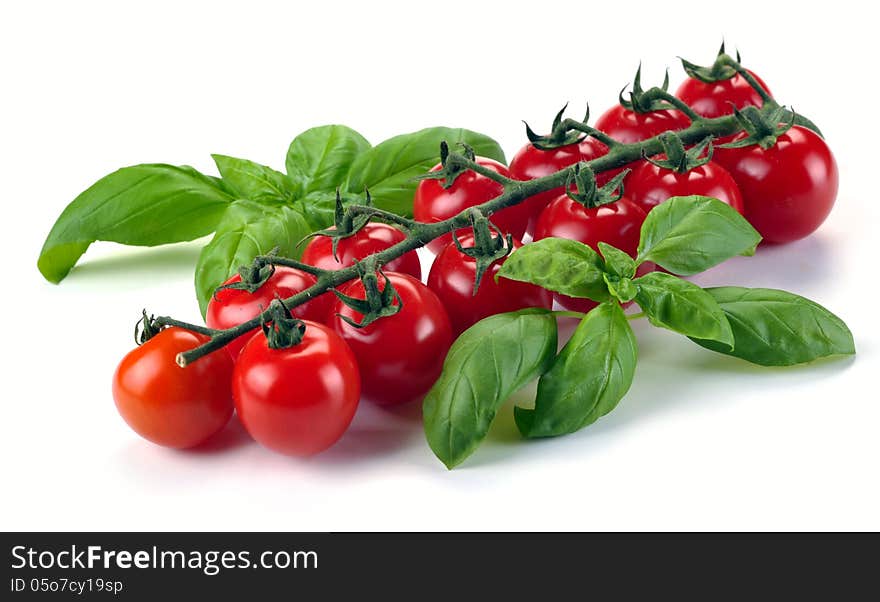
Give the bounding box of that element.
[627,159,745,215]
[427,235,553,336]
[113,328,234,449]
[534,196,653,312]
[509,141,583,236]
[233,320,360,457]
[206,267,332,358]
[594,105,691,144]
[676,70,771,119]
[331,272,452,405]
[713,126,838,244]
[301,223,421,280]
[414,158,529,253]
[579,137,622,187]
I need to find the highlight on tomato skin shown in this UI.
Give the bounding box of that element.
[676,70,772,119]
[232,320,361,457]
[427,234,553,336]
[206,266,333,358]
[330,272,453,406]
[301,222,422,280]
[112,327,235,449]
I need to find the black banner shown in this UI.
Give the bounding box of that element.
[0,532,874,599]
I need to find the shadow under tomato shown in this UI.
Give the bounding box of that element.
[179,416,255,456]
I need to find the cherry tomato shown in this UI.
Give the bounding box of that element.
[713,126,838,244]
[414,158,529,253]
[301,223,421,280]
[427,235,553,336]
[331,272,453,405]
[206,267,332,358]
[580,137,622,187]
[233,320,360,457]
[627,159,744,215]
[534,195,653,312]
[676,70,771,119]
[509,141,583,236]
[113,328,234,449]
[595,105,691,144]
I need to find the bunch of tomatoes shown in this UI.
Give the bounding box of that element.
[112,63,838,457]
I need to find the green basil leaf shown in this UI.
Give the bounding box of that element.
[194,200,312,316]
[497,238,610,302]
[423,309,558,469]
[598,242,636,279]
[285,125,371,194]
[636,196,761,276]
[296,190,363,231]
[689,287,855,366]
[517,303,637,438]
[38,164,233,284]
[345,127,506,216]
[634,272,734,346]
[212,154,298,202]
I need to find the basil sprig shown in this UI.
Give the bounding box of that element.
[426,196,854,467]
[38,124,505,316]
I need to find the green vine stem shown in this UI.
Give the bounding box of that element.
[171,65,783,367]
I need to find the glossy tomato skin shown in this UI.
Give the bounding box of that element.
[301,223,421,280]
[594,105,691,144]
[509,142,584,235]
[534,196,653,312]
[427,235,553,336]
[627,160,745,215]
[112,328,234,449]
[713,126,838,244]
[676,70,771,119]
[414,158,529,253]
[206,267,332,358]
[331,272,453,406]
[233,320,360,457]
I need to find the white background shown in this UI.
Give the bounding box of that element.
[2,1,878,531]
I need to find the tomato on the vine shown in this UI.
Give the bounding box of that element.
[594,105,691,144]
[427,234,553,336]
[676,70,771,119]
[627,158,744,215]
[301,223,421,280]
[414,158,530,253]
[113,327,234,449]
[534,195,653,312]
[713,125,838,244]
[206,267,332,358]
[509,141,583,235]
[331,272,452,406]
[233,320,360,457]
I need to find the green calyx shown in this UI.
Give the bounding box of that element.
[332,259,402,329]
[680,41,742,83]
[214,252,276,296]
[416,140,477,189]
[644,132,714,173]
[310,189,373,261]
[261,299,307,349]
[721,105,794,150]
[134,309,162,345]
[454,209,513,296]
[524,103,589,151]
[565,163,630,209]
[619,65,672,114]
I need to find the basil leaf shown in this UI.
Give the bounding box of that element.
[598,242,636,279]
[517,303,637,438]
[423,309,558,469]
[690,287,855,366]
[212,154,298,202]
[194,200,312,316]
[497,238,610,302]
[345,127,506,216]
[285,125,371,194]
[38,164,233,284]
[636,196,761,276]
[296,190,363,231]
[634,272,734,346]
